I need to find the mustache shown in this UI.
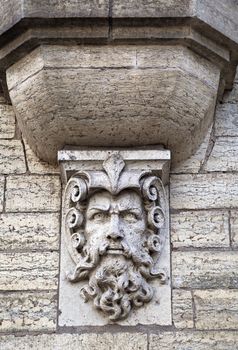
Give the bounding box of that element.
[67,237,155,283]
[98,240,131,257]
[98,239,153,267]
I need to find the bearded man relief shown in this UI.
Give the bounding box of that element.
[63,153,168,321]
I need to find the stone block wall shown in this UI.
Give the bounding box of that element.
[1,70,238,348]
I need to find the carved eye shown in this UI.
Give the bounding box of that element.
[92,212,108,221]
[122,212,137,222]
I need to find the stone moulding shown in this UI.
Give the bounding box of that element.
[58,147,172,326]
[1,1,238,167]
[6,44,221,166]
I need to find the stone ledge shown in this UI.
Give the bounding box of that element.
[0,333,147,350]
[150,331,238,350]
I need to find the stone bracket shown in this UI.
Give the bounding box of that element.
[58,146,172,326]
[58,146,171,185]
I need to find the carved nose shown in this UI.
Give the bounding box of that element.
[107,214,124,241]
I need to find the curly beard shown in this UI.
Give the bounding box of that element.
[80,255,154,321]
[67,238,159,321]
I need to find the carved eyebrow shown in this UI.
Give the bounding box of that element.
[88,205,110,212]
[118,207,142,213]
[86,206,109,219]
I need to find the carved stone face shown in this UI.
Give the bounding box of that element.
[85,190,147,259]
[64,153,167,321]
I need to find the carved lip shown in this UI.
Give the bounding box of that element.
[106,247,124,255]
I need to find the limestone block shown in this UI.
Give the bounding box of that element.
[112,0,194,17]
[173,251,238,289]
[7,46,137,88]
[24,141,59,174]
[205,137,238,171]
[171,127,211,174]
[170,173,238,210]
[113,0,238,42]
[5,175,61,212]
[23,0,109,18]
[112,0,238,49]
[215,103,238,137]
[230,210,238,248]
[0,333,147,350]
[81,333,147,350]
[136,47,218,89]
[0,0,22,35]
[171,210,229,248]
[172,290,194,329]
[195,0,238,45]
[7,44,219,165]
[0,104,15,139]
[194,289,238,329]
[0,0,110,36]
[0,291,56,331]
[0,213,59,250]
[149,331,238,350]
[222,83,238,103]
[0,177,4,212]
[0,140,26,174]
[0,252,58,290]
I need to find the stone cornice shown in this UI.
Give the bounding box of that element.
[0,0,238,166]
[0,1,238,93]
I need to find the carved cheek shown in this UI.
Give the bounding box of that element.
[85,220,110,244]
[123,223,146,244]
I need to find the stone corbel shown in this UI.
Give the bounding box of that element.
[58,147,171,325]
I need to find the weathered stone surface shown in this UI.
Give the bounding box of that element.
[195,0,238,45]
[0,333,147,350]
[171,127,211,174]
[173,251,238,289]
[24,141,59,174]
[0,0,109,35]
[0,104,15,139]
[7,46,137,88]
[230,210,238,248]
[0,0,22,35]
[0,177,4,212]
[171,210,229,248]
[0,291,57,331]
[135,46,218,88]
[0,140,26,174]
[170,173,238,210]
[172,290,194,329]
[215,103,238,137]
[112,0,194,17]
[0,213,59,250]
[194,289,238,329]
[7,44,219,165]
[23,0,109,18]
[0,252,58,290]
[205,137,238,171]
[5,175,61,212]
[112,0,238,45]
[149,331,238,350]
[59,150,171,326]
[59,147,171,185]
[222,83,238,103]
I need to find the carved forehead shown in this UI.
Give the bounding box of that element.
[87,189,144,211]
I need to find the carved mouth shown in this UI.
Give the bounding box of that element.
[106,247,124,255]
